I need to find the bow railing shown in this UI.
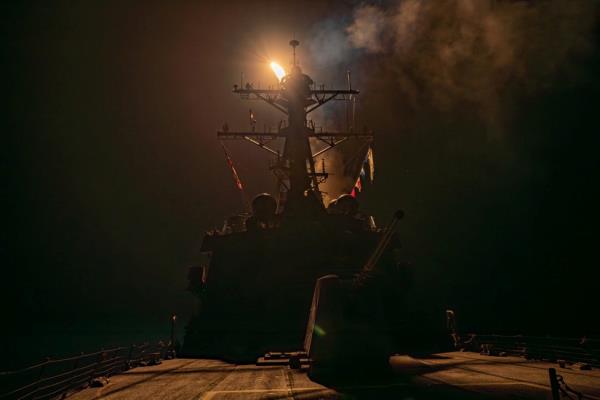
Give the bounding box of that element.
[0,341,173,400]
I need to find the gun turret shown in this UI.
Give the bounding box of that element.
[303,210,406,380]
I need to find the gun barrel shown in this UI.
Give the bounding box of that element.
[360,210,404,275]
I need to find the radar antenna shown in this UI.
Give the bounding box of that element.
[289,39,299,66]
[218,40,373,215]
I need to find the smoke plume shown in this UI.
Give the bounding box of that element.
[309,0,597,134]
[354,1,595,124]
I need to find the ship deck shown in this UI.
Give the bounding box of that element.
[67,351,600,399]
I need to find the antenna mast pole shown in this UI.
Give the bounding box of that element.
[290,39,299,66]
[218,40,372,215]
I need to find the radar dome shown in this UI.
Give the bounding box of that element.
[251,193,277,222]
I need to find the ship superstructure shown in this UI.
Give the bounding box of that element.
[217,39,373,213]
[183,40,400,363]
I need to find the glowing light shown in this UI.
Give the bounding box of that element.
[270,61,286,81]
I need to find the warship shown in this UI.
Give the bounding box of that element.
[182,40,408,371]
[5,39,600,400]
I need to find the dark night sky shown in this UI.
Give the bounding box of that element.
[2,1,599,368]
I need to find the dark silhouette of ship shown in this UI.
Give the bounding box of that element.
[5,39,600,400]
[182,40,406,369]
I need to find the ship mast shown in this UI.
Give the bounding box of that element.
[217,40,373,215]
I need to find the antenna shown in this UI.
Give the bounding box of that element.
[346,70,352,91]
[219,40,371,213]
[289,39,300,66]
[346,70,352,130]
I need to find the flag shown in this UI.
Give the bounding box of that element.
[221,143,243,191]
[367,146,375,183]
[350,175,362,198]
[355,175,362,192]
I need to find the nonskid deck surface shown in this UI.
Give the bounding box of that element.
[67,358,334,400]
[67,352,600,399]
[397,352,600,399]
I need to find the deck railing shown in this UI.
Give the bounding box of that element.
[463,334,600,368]
[0,342,172,400]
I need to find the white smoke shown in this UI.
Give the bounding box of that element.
[345,0,597,119]
[306,18,353,72]
[305,0,597,201]
[306,0,597,136]
[346,5,387,53]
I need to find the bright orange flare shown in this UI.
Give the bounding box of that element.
[270,61,286,81]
